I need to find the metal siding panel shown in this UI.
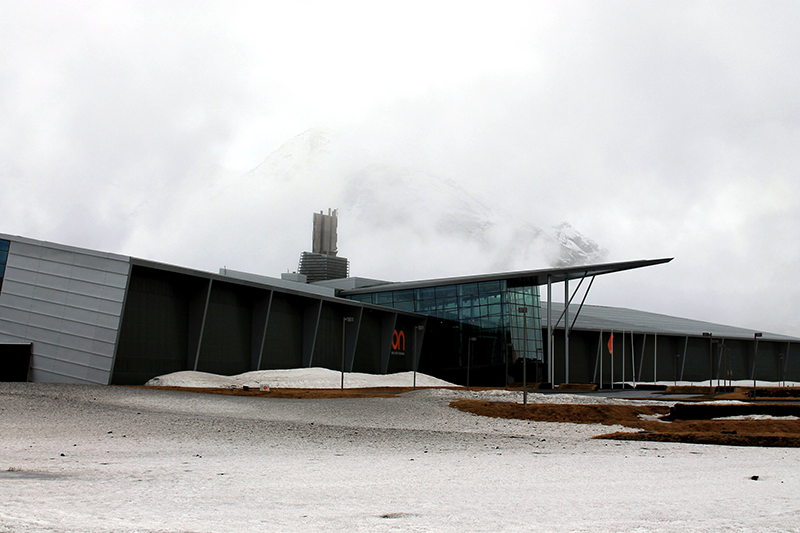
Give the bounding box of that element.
[85,366,110,383]
[38,260,74,278]
[58,319,97,340]
[0,321,29,339]
[64,292,102,311]
[72,253,115,271]
[25,312,63,332]
[57,332,95,352]
[0,293,34,312]
[25,326,61,344]
[69,265,109,284]
[39,246,75,265]
[28,298,67,319]
[91,338,116,357]
[98,299,124,315]
[0,306,33,326]
[9,268,40,286]
[102,272,129,290]
[7,242,43,261]
[33,273,72,292]
[3,279,35,298]
[0,239,130,384]
[67,278,105,298]
[6,254,41,273]
[92,325,118,344]
[33,285,69,306]
[100,284,126,302]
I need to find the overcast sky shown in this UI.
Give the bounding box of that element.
[2,1,799,337]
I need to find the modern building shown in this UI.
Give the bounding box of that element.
[0,229,797,387]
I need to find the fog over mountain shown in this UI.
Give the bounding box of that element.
[4,2,798,338]
[127,129,608,282]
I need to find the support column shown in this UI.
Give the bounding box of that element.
[190,279,213,371]
[547,275,553,385]
[564,278,569,384]
[253,290,273,370]
[302,299,323,368]
[344,307,362,372]
[680,336,688,381]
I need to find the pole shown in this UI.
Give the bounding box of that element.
[619,329,623,389]
[564,279,569,384]
[520,307,528,407]
[413,327,417,390]
[467,337,474,390]
[654,332,658,384]
[753,332,762,399]
[547,275,553,386]
[506,343,512,390]
[674,354,679,386]
[703,332,713,394]
[341,316,353,390]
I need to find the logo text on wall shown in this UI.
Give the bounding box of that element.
[391,329,405,355]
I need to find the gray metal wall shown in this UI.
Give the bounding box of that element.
[0,236,129,384]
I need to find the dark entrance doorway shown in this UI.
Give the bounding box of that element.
[0,343,32,381]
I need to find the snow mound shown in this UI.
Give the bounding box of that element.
[145,367,455,389]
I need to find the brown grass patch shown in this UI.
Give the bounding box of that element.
[450,399,800,447]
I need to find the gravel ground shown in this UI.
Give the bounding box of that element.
[2,383,799,532]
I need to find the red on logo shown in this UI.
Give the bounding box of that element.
[392,329,405,351]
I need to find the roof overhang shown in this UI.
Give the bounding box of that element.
[340,257,673,295]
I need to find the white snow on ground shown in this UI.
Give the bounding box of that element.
[713,415,800,421]
[2,378,799,532]
[145,367,455,389]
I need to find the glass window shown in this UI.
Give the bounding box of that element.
[415,287,435,300]
[348,294,374,304]
[415,299,436,312]
[0,240,8,252]
[0,250,7,265]
[458,283,479,296]
[374,292,394,305]
[479,280,502,293]
[459,295,478,308]
[393,301,415,312]
[435,285,457,298]
[392,290,413,302]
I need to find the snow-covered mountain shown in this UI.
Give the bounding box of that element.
[121,128,608,280]
[246,129,608,279]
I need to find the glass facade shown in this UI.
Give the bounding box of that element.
[346,280,543,368]
[0,239,9,295]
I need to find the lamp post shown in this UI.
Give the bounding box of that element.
[466,337,477,390]
[519,307,528,407]
[341,316,354,390]
[753,332,762,399]
[413,325,424,390]
[506,342,513,390]
[674,353,680,387]
[702,332,713,393]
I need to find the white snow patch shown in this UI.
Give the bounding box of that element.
[145,367,455,389]
[712,414,800,421]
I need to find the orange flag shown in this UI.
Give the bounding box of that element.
[607,333,614,355]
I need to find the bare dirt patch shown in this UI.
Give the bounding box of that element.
[450,399,800,447]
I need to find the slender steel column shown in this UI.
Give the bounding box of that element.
[520,308,528,406]
[547,275,553,385]
[564,278,569,384]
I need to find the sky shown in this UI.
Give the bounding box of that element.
[1,1,799,336]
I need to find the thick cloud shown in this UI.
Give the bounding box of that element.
[2,1,799,336]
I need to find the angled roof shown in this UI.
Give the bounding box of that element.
[340,258,673,295]
[547,301,800,343]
